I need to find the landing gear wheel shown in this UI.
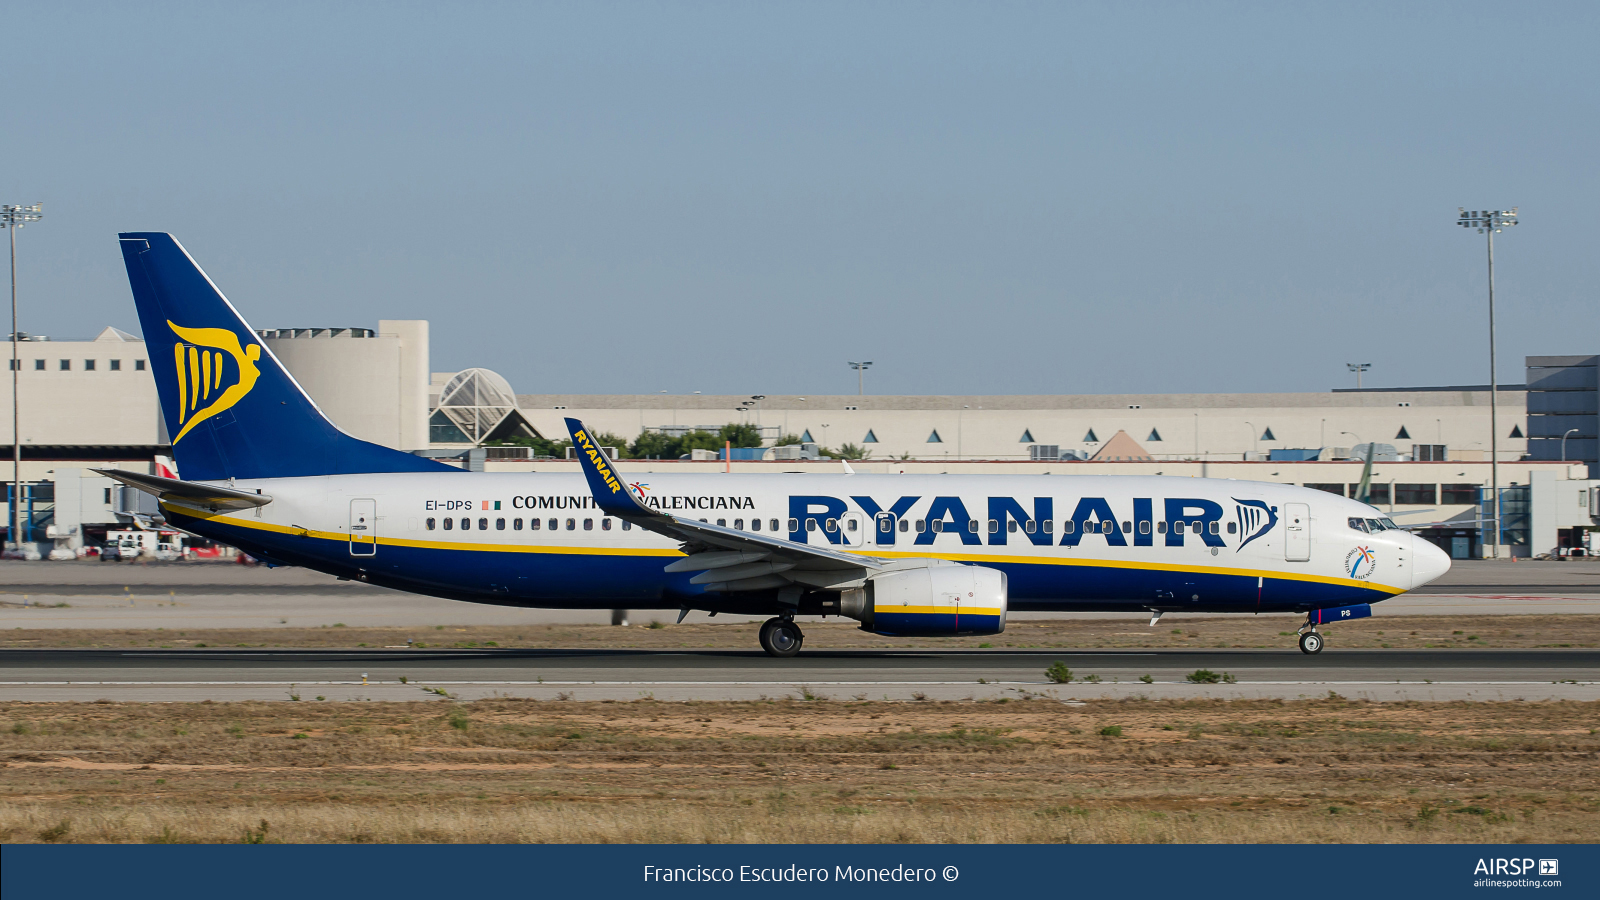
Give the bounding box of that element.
[759,617,804,658]
[1299,631,1324,654]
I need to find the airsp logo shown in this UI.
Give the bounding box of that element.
[168,321,262,443]
[1344,545,1376,580]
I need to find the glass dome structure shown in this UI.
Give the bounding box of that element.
[432,368,521,445]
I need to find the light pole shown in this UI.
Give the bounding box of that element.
[2,203,43,551]
[847,361,873,397]
[1458,207,1518,559]
[1346,363,1371,390]
[750,395,765,437]
[1562,428,1579,462]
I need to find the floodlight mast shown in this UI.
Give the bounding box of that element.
[2,203,44,552]
[847,361,873,397]
[1346,363,1371,390]
[1457,207,1518,559]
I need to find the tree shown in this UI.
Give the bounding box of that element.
[718,423,763,448]
[820,442,871,460]
[774,433,803,446]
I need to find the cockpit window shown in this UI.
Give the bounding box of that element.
[1366,518,1385,532]
[1379,518,1399,531]
[1347,517,1370,532]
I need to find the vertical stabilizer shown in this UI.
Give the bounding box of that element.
[118,233,455,481]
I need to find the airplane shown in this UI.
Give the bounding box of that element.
[101,232,1453,657]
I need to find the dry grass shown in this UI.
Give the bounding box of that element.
[1,698,1596,843]
[2,613,1596,651]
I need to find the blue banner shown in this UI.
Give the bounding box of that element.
[3,844,1593,899]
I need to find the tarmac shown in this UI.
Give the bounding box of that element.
[0,558,1595,630]
[1,558,1594,702]
[0,646,1595,703]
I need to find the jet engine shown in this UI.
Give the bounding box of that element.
[839,563,1007,637]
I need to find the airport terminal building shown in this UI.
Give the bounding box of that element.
[2,322,1594,559]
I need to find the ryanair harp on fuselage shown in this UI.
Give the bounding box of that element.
[102,232,1451,657]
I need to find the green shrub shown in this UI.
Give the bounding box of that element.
[1186,669,1222,684]
[1044,662,1074,684]
[1099,725,1123,737]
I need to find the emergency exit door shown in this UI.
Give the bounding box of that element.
[350,499,377,557]
[1284,502,1310,562]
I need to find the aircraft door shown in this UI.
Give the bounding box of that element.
[841,512,867,548]
[1284,502,1310,562]
[350,498,377,557]
[874,513,896,546]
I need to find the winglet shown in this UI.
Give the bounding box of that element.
[565,417,654,518]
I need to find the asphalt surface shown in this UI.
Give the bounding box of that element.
[3,646,1595,703]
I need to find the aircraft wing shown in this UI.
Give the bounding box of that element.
[564,418,881,591]
[94,468,273,512]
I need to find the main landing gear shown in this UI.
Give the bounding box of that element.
[1297,627,1324,655]
[759,616,805,658]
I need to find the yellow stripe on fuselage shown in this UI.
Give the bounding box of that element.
[162,501,1403,593]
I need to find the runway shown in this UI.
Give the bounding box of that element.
[3,646,1595,702]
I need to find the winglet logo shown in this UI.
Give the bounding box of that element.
[574,428,623,495]
[168,321,262,443]
[630,482,650,500]
[1232,498,1278,552]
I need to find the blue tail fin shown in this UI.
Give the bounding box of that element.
[118,232,455,481]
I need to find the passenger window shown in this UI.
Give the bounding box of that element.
[514,518,524,530]
[806,519,818,532]
[717,518,727,527]
[443,518,453,530]
[426,517,436,530]
[603,518,612,530]
[1101,520,1113,534]
[1192,520,1203,533]
[847,518,857,532]
[461,518,471,531]
[496,518,506,530]
[623,521,632,530]
[1138,520,1151,535]
[1122,521,1132,533]
[899,519,909,532]
[479,518,488,530]
[879,517,892,533]
[1042,520,1053,534]
[932,519,944,533]
[915,519,925,533]
[968,520,979,534]
[734,518,743,530]
[548,518,558,530]
[1174,521,1185,534]
[990,519,1001,534]
[528,518,539,530]
[566,518,576,530]
[771,519,781,532]
[787,518,798,532]
[1226,521,1236,534]
[824,518,837,532]
[751,518,761,532]
[1208,521,1219,534]
[1062,520,1076,534]
[1157,521,1167,534]
[584,519,593,530]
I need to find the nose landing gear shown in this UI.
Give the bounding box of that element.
[1297,630,1324,654]
[759,616,805,658]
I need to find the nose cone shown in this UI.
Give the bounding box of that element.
[1410,533,1452,589]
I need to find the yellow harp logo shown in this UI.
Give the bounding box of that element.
[168,320,263,443]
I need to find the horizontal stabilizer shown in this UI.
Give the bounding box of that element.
[94,468,273,512]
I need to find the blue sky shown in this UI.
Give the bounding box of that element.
[4,2,1596,396]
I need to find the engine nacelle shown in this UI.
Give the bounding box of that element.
[840,564,1007,637]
